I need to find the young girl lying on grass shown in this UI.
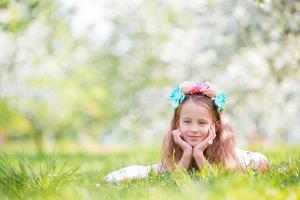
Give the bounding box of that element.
[104,81,268,183]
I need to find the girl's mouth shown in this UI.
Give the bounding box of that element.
[185,135,203,140]
[186,135,203,138]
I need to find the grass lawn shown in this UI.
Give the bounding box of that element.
[0,142,299,200]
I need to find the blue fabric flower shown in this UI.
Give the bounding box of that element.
[214,92,227,111]
[168,87,185,109]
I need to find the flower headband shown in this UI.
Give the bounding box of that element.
[168,81,227,111]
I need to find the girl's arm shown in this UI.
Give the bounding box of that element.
[177,149,193,170]
[172,129,193,170]
[193,150,211,170]
[192,125,216,170]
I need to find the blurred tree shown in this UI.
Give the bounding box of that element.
[0,0,299,148]
[89,0,299,142]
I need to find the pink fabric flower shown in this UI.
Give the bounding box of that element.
[188,82,210,94]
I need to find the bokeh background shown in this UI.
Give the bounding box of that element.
[0,0,299,154]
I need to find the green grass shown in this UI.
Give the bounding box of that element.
[0,143,299,200]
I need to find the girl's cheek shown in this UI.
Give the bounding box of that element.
[181,128,190,138]
[199,126,210,136]
[180,128,188,136]
[200,125,209,132]
[179,123,188,132]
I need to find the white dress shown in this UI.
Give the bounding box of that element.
[103,148,268,184]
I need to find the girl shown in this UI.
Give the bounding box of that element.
[104,81,268,183]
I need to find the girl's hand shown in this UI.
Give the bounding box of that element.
[193,124,216,156]
[172,129,193,153]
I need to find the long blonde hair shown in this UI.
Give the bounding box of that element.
[161,94,238,170]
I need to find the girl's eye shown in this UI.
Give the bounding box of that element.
[184,121,191,123]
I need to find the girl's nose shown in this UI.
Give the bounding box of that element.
[190,125,199,133]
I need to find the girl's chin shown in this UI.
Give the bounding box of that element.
[186,140,201,147]
[183,136,205,147]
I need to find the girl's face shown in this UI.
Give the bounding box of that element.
[178,100,213,147]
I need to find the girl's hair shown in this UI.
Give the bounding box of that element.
[161,93,238,170]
